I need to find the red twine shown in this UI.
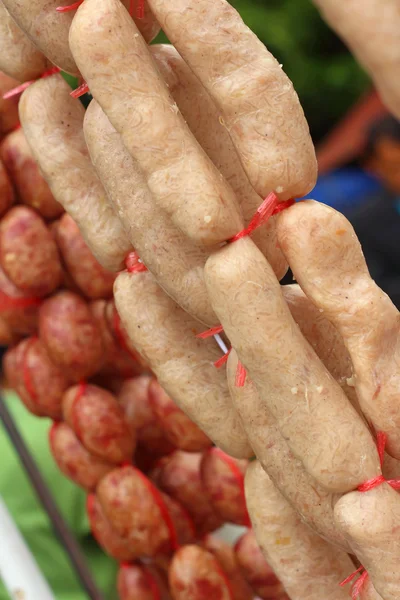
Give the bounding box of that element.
[196,325,224,339]
[0,290,42,311]
[357,432,400,492]
[56,0,83,12]
[235,360,247,387]
[70,81,89,99]
[3,67,61,100]
[341,432,400,597]
[214,348,231,368]
[125,251,148,273]
[210,447,251,527]
[340,566,369,600]
[142,566,162,600]
[198,193,294,382]
[229,193,294,243]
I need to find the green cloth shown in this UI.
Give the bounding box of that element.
[0,392,118,600]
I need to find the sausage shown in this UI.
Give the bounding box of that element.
[97,465,189,557]
[49,421,112,490]
[204,235,379,492]
[0,2,49,81]
[282,284,360,413]
[39,291,104,381]
[86,494,138,562]
[0,128,62,219]
[146,0,317,200]
[19,74,131,271]
[335,484,400,600]
[0,157,14,217]
[0,206,62,296]
[2,0,77,74]
[150,451,222,537]
[202,536,254,600]
[245,461,354,600]
[90,300,142,379]
[70,0,244,247]
[2,0,159,75]
[114,270,251,459]
[234,530,288,600]
[13,336,70,419]
[200,447,250,527]
[83,99,215,327]
[63,383,135,464]
[4,342,43,416]
[227,349,351,553]
[118,377,175,469]
[169,545,233,600]
[150,43,287,279]
[0,72,20,135]
[314,0,400,120]
[277,200,400,459]
[105,300,147,369]
[0,264,40,335]
[117,562,171,600]
[55,214,115,299]
[148,380,211,453]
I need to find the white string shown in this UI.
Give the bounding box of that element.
[214,333,228,355]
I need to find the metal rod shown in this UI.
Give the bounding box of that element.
[0,394,105,600]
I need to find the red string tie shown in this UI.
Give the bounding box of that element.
[125,251,148,273]
[235,360,247,387]
[56,0,83,12]
[196,325,224,339]
[357,432,400,492]
[3,67,61,100]
[340,566,369,600]
[214,348,231,368]
[70,81,89,99]
[229,193,294,243]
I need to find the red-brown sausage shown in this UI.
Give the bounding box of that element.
[200,448,250,526]
[169,545,233,600]
[117,562,171,600]
[0,128,63,219]
[0,157,14,217]
[148,380,211,453]
[0,206,62,295]
[150,451,222,537]
[39,291,104,381]
[234,530,288,600]
[14,336,70,420]
[49,422,112,490]
[97,466,186,557]
[0,264,40,335]
[55,214,115,299]
[202,536,254,600]
[63,383,135,465]
[87,494,138,562]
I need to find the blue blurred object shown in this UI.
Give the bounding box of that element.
[302,167,384,214]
